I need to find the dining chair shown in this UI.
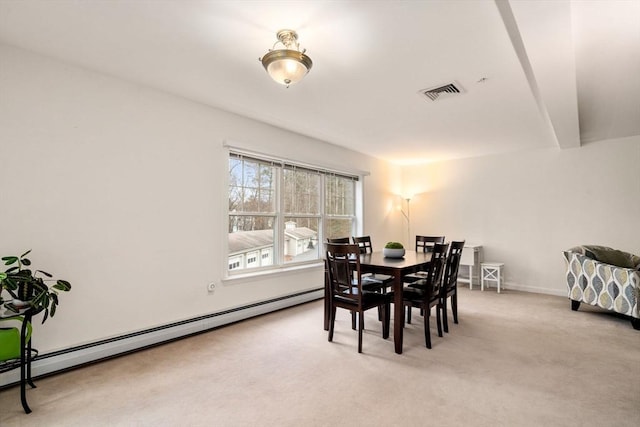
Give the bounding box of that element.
[399,242,449,349]
[352,236,395,290]
[326,243,390,353]
[326,237,350,244]
[352,235,374,253]
[352,235,395,323]
[415,235,445,252]
[404,235,446,283]
[441,240,465,333]
[326,237,357,329]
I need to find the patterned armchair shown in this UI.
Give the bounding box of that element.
[563,245,640,330]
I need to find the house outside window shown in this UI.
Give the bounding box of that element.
[228,258,241,270]
[227,151,358,274]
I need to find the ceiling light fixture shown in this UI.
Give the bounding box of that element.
[260,29,313,88]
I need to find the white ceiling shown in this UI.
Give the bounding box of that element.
[1,0,638,164]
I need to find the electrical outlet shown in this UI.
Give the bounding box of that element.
[207,282,216,293]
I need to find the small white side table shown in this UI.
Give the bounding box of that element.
[458,244,483,290]
[481,262,504,293]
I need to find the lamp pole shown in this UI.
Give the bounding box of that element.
[400,198,411,247]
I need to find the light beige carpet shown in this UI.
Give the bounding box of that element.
[1,287,639,427]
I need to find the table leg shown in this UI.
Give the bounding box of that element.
[393,275,403,354]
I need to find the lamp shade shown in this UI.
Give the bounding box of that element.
[260,30,313,87]
[262,50,312,86]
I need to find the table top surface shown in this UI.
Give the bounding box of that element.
[360,250,431,269]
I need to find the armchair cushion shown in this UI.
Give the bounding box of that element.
[578,245,640,270]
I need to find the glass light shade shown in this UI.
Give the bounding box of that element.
[261,49,313,86]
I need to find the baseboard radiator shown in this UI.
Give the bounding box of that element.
[0,288,323,388]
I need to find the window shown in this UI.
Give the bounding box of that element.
[228,151,358,273]
[324,174,356,240]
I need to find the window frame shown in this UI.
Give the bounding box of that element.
[226,149,361,277]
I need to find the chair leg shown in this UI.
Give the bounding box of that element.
[424,308,432,349]
[382,303,390,339]
[324,291,330,331]
[452,292,458,324]
[407,306,412,324]
[328,307,337,342]
[436,304,443,337]
[442,298,449,333]
[378,286,388,321]
[358,311,364,353]
[351,311,356,330]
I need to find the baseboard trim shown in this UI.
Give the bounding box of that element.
[0,288,323,388]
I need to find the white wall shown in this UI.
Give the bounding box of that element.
[7,39,631,356]
[0,44,400,353]
[403,137,640,295]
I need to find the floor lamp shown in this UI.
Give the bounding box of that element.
[400,198,411,247]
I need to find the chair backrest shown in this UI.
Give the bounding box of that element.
[325,238,350,257]
[326,237,350,244]
[326,243,363,305]
[421,243,449,300]
[415,235,446,252]
[442,240,465,293]
[352,236,374,254]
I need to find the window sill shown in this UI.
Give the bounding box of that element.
[222,261,324,286]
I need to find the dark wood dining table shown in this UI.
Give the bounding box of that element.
[323,250,431,354]
[360,250,431,354]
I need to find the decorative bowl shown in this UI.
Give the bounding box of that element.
[383,248,405,258]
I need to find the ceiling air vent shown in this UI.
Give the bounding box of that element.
[419,82,464,101]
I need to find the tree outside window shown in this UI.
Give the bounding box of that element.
[228,152,357,273]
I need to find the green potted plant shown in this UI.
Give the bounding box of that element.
[0,250,71,323]
[383,241,405,258]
